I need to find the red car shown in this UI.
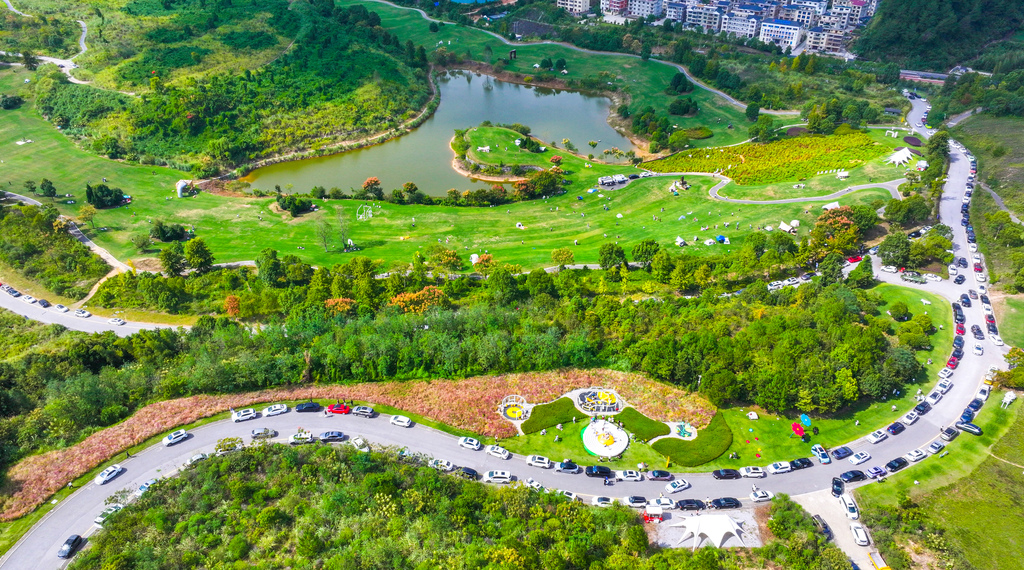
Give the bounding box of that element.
[974,263,983,273]
[947,356,959,369]
[955,323,966,335]
[847,256,863,264]
[327,403,351,414]
[985,314,996,324]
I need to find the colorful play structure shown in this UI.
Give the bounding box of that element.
[498,395,529,421]
[577,390,621,413]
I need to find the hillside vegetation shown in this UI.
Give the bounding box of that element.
[856,0,1024,70]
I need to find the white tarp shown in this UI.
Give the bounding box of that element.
[885,147,914,166]
[673,515,746,550]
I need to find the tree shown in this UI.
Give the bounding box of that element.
[256,248,284,286]
[184,238,214,273]
[745,102,760,122]
[224,295,240,317]
[555,58,566,70]
[551,247,574,268]
[21,51,39,71]
[160,241,186,276]
[748,115,776,142]
[640,44,651,61]
[77,204,97,229]
[488,267,518,305]
[39,179,57,201]
[598,243,626,270]
[818,252,844,286]
[667,131,689,150]
[878,231,911,267]
[846,255,875,288]
[429,22,439,32]
[889,301,909,321]
[540,58,552,69]
[631,239,660,266]
[315,218,333,252]
[336,209,350,249]
[23,180,36,194]
[130,234,152,251]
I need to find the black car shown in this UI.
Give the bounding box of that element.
[968,235,976,243]
[648,470,672,481]
[58,535,83,559]
[812,514,834,541]
[886,422,906,436]
[709,497,741,509]
[455,467,479,480]
[585,465,612,478]
[627,174,640,180]
[712,469,741,480]
[954,312,966,324]
[914,401,932,415]
[677,499,705,511]
[952,347,964,360]
[885,457,910,472]
[954,275,966,284]
[958,257,969,268]
[318,431,345,442]
[953,335,965,349]
[960,295,971,307]
[37,299,51,308]
[831,446,853,460]
[960,410,975,423]
[981,295,991,306]
[988,323,999,334]
[972,325,985,340]
[840,470,867,483]
[831,477,845,498]
[961,218,969,226]
[967,398,984,411]
[956,422,983,436]
[908,230,922,239]
[940,426,960,442]
[790,457,814,470]
[295,401,321,413]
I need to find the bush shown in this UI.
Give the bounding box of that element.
[682,126,713,140]
[651,411,733,467]
[521,397,579,434]
[616,407,670,440]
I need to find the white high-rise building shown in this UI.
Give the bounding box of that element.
[758,18,803,50]
[685,4,723,33]
[721,14,761,39]
[557,0,593,15]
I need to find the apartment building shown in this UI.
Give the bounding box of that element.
[721,14,761,38]
[665,1,686,21]
[817,11,850,29]
[557,0,592,14]
[685,4,724,32]
[788,0,828,15]
[776,4,818,28]
[832,0,868,20]
[805,26,845,53]
[628,0,663,18]
[600,0,629,15]
[758,18,803,49]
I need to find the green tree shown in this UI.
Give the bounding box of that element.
[39,179,57,201]
[551,247,574,268]
[184,238,214,273]
[160,241,186,276]
[889,301,909,321]
[130,234,152,252]
[651,249,675,282]
[315,218,333,252]
[748,115,776,142]
[631,239,660,266]
[488,267,518,305]
[256,248,283,286]
[77,204,97,229]
[745,102,760,122]
[878,231,910,267]
[846,255,875,288]
[667,130,690,150]
[598,243,626,269]
[818,252,844,286]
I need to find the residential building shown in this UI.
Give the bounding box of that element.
[685,4,724,33]
[777,4,818,28]
[832,0,868,20]
[730,3,768,18]
[817,11,851,29]
[789,0,828,15]
[557,0,593,14]
[600,0,629,15]
[721,14,760,38]
[804,26,844,54]
[758,18,803,50]
[628,0,663,18]
[665,1,686,21]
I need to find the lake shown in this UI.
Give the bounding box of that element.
[243,71,635,196]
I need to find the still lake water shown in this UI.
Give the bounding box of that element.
[244,71,635,196]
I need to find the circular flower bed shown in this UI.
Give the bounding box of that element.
[903,136,923,147]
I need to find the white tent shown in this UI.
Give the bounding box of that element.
[672,515,746,550]
[778,222,792,233]
[885,147,914,166]
[822,202,841,211]
[790,220,800,228]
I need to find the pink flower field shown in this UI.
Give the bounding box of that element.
[0,369,713,520]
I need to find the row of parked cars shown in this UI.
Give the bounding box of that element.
[0,283,127,323]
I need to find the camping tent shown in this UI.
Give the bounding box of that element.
[822,202,841,211]
[885,147,914,166]
[672,515,746,550]
[778,222,792,233]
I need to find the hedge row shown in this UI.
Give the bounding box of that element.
[651,411,733,467]
[521,397,580,434]
[615,407,670,441]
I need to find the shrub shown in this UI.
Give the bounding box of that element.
[651,411,733,467]
[615,407,670,440]
[521,397,579,434]
[682,126,713,139]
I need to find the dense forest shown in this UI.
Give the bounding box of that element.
[0,202,109,298]
[855,0,1024,70]
[69,444,852,569]
[32,1,431,176]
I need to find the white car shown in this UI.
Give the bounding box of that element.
[559,490,579,501]
[94,465,124,485]
[483,470,513,484]
[458,437,482,451]
[938,367,954,380]
[430,459,454,472]
[135,478,158,497]
[969,243,978,252]
[263,404,288,417]
[665,479,691,493]
[977,385,991,401]
[350,436,370,452]
[925,273,942,282]
[925,391,942,406]
[766,461,792,475]
[850,522,870,546]
[232,408,257,422]
[990,334,1004,346]
[162,429,188,446]
[937,379,954,394]
[390,415,412,427]
[881,265,898,273]
[866,430,888,444]
[905,449,927,462]
[849,451,871,465]
[486,445,510,460]
[978,284,987,295]
[524,477,544,491]
[94,504,123,527]
[749,490,774,503]
[615,470,643,482]
[902,411,919,426]
[972,254,982,262]
[20,295,36,304]
[185,453,208,467]
[591,496,614,508]
[975,272,987,283]
[840,493,859,520]
[107,318,126,326]
[289,431,316,445]
[650,497,675,509]
[74,309,91,318]
[53,304,69,312]
[739,466,765,478]
[948,265,958,275]
[526,455,552,469]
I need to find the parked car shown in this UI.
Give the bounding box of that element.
[954,274,966,284]
[487,445,511,460]
[350,436,370,452]
[648,470,672,481]
[677,499,705,511]
[327,403,350,414]
[739,466,766,478]
[831,446,853,460]
[37,299,50,308]
[623,496,648,508]
[163,429,188,446]
[135,479,158,497]
[811,444,831,464]
[94,464,124,485]
[886,422,906,436]
[867,466,887,479]
[53,304,69,313]
[841,470,867,483]
[927,441,945,454]
[390,415,413,427]
[926,391,943,406]
[750,490,775,502]
[940,426,959,442]
[455,467,479,481]
[709,497,741,510]
[318,431,345,442]
[955,421,983,436]
[289,431,316,445]
[458,437,482,451]
[767,461,792,474]
[885,457,909,472]
[585,465,612,478]
[430,459,454,472]
[849,451,871,465]
[831,477,845,498]
[839,494,860,519]
[666,480,691,493]
[232,408,257,422]
[789,457,814,470]
[107,318,126,326]
[901,411,919,426]
[590,496,614,508]
[905,449,927,462]
[712,468,741,480]
[352,405,375,418]
[812,515,833,541]
[295,401,321,413]
[850,522,870,546]
[914,401,932,415]
[527,455,552,469]
[263,404,288,417]
[57,535,83,559]
[483,470,513,484]
[616,470,643,482]
[866,430,889,444]
[937,379,954,393]
[74,309,91,318]
[555,460,580,474]
[185,453,208,468]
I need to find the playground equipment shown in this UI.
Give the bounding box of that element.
[498,395,529,421]
[577,390,620,413]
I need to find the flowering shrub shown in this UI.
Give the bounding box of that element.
[0,369,713,520]
[388,286,451,314]
[324,298,355,315]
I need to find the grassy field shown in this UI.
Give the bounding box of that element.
[501,423,670,471]
[342,0,753,148]
[0,65,890,273]
[997,296,1024,348]
[951,114,1024,216]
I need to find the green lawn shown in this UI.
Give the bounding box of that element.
[521,397,579,434]
[997,296,1024,348]
[616,407,670,441]
[501,423,670,472]
[344,0,752,147]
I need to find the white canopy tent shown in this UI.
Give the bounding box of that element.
[885,147,914,167]
[672,515,746,550]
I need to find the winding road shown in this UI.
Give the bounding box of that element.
[1,0,90,84]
